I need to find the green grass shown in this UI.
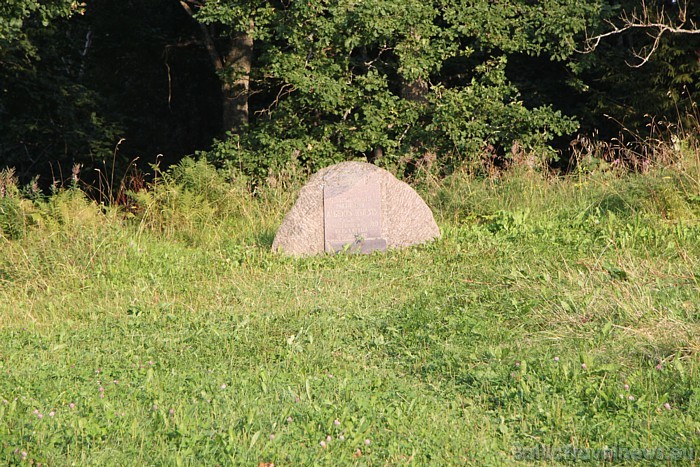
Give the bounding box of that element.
[1,157,700,464]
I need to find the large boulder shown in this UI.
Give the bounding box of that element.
[272,161,440,256]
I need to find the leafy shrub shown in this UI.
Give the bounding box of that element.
[0,168,27,240]
[128,158,260,244]
[0,196,26,240]
[193,0,595,180]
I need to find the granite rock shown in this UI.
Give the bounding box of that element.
[272,161,440,256]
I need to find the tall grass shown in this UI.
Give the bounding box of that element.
[0,135,698,464]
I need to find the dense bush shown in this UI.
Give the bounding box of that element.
[0,0,697,185]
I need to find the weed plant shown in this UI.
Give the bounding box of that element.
[0,139,699,464]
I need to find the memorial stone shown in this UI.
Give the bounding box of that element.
[272,161,440,256]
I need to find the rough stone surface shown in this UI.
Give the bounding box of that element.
[323,173,384,253]
[272,161,440,256]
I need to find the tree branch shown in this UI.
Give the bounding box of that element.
[582,0,699,67]
[178,0,223,71]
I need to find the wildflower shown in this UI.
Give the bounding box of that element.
[364,439,371,446]
[515,361,520,367]
[21,451,27,460]
[656,364,663,371]
[338,435,345,441]
[334,419,341,426]
[69,403,75,409]
[628,395,635,401]
[326,435,332,442]
[623,384,629,390]
[221,383,227,389]
[33,409,39,415]
[581,363,587,370]
[169,408,175,415]
[269,434,275,441]
[153,404,158,411]
[664,403,671,410]
[49,411,55,417]
[286,416,293,423]
[37,413,43,419]
[554,357,560,362]
[319,440,327,448]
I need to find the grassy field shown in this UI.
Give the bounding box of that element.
[1,153,700,465]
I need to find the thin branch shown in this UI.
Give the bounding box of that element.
[254,83,297,117]
[581,0,699,67]
[178,0,223,71]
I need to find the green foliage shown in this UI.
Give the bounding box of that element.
[127,157,277,246]
[0,197,25,241]
[196,0,595,177]
[427,58,578,158]
[1,0,697,186]
[0,168,27,240]
[0,186,111,243]
[441,0,601,60]
[129,165,221,243]
[0,0,80,50]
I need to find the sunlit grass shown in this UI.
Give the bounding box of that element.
[1,152,699,464]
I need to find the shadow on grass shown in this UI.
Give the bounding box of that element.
[255,228,277,248]
[596,194,631,215]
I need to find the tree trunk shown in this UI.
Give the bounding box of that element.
[178,1,253,136]
[222,21,253,134]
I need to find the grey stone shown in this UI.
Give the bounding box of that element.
[272,161,440,256]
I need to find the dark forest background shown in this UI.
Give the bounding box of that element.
[1,0,698,191]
